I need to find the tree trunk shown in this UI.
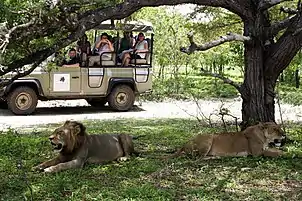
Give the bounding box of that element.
[240,16,276,130]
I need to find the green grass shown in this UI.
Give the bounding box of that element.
[1,119,302,201]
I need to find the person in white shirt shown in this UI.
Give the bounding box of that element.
[121,32,148,67]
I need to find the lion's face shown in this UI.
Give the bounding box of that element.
[48,120,86,153]
[261,122,285,147]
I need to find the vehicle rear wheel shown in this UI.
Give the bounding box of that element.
[108,85,135,111]
[7,86,38,115]
[0,99,8,109]
[86,98,107,107]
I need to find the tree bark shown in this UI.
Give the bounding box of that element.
[240,11,276,129]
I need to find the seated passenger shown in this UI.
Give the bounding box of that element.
[118,31,135,62]
[95,32,114,60]
[88,33,114,66]
[76,34,92,56]
[121,32,148,67]
[62,48,80,67]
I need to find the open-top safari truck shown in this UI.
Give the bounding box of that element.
[0,20,154,115]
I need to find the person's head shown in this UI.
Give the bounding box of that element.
[100,32,109,40]
[68,48,77,58]
[137,32,145,41]
[123,31,131,38]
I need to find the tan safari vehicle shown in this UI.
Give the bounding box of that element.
[0,20,154,115]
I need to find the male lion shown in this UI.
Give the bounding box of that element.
[33,120,139,173]
[166,122,285,159]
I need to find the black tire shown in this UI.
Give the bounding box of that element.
[86,98,107,107]
[108,85,135,111]
[0,99,8,109]
[7,86,38,115]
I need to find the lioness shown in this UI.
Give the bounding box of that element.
[33,120,139,173]
[167,122,285,159]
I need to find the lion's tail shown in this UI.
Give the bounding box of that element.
[160,147,185,160]
[131,135,146,140]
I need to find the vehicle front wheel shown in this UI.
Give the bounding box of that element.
[7,86,38,115]
[108,85,135,111]
[86,98,107,107]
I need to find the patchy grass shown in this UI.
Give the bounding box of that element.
[1,119,302,201]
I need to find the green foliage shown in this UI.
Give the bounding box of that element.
[1,119,302,200]
[278,84,302,105]
[147,75,239,101]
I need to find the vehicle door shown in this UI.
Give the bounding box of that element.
[80,66,107,95]
[49,67,81,96]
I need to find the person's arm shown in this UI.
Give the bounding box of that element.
[86,42,91,55]
[95,40,103,49]
[107,40,114,51]
[62,63,79,67]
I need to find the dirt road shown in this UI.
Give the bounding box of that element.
[0,98,301,130]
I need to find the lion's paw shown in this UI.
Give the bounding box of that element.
[43,166,55,173]
[117,157,129,162]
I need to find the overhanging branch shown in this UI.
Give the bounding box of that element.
[280,6,298,14]
[0,51,49,88]
[180,32,251,54]
[200,68,242,92]
[0,20,35,54]
[259,0,292,10]
[268,15,296,37]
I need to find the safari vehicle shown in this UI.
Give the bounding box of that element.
[0,20,154,115]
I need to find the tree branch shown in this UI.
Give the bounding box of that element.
[200,68,242,92]
[180,32,251,54]
[259,0,292,10]
[265,14,302,79]
[280,6,298,14]
[0,20,35,54]
[268,15,296,37]
[0,50,50,88]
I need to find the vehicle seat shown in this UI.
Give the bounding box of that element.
[130,38,151,65]
[87,53,116,67]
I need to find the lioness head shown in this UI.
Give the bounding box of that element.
[48,120,87,153]
[259,122,285,147]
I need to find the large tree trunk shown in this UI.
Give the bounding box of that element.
[240,14,277,130]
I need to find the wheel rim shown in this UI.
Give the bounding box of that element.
[116,92,128,105]
[15,92,32,110]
